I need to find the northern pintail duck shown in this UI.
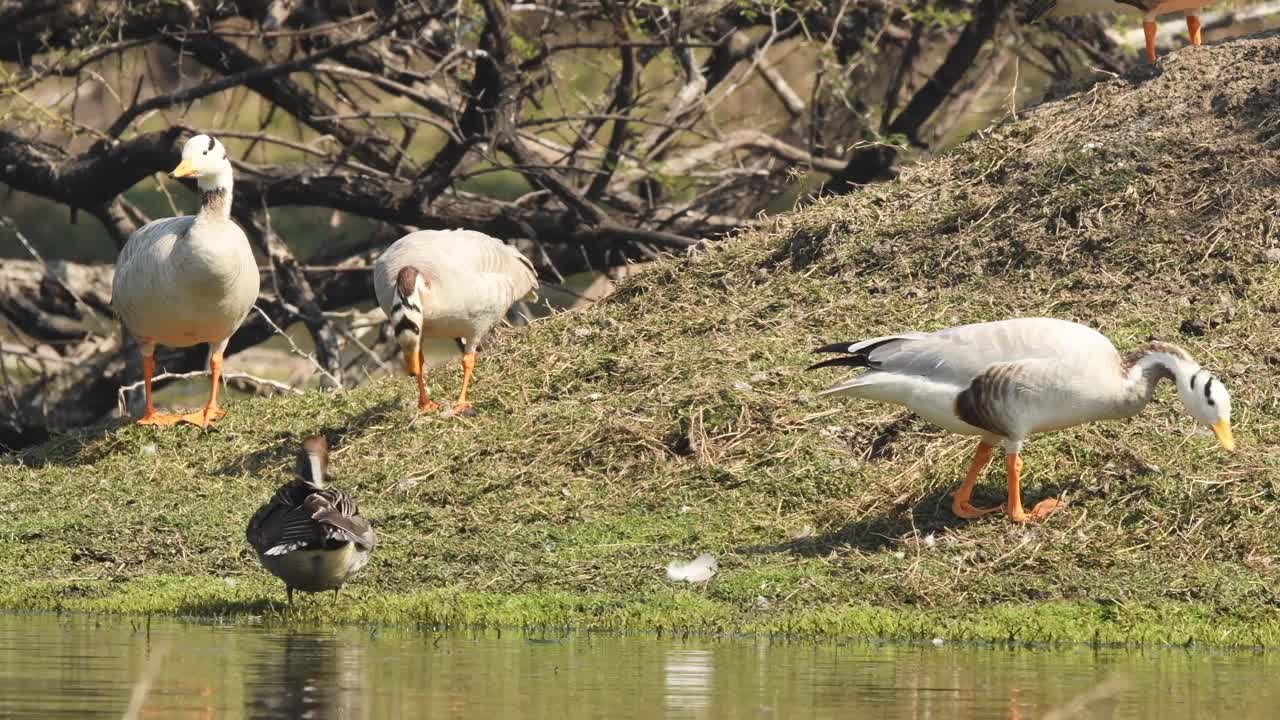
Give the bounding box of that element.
[246,435,377,604]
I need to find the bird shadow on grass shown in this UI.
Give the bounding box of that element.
[735,481,1076,558]
[213,400,400,479]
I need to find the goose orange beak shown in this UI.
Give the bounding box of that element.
[170,159,198,178]
[1212,419,1235,451]
[402,347,421,377]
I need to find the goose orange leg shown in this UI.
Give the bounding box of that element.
[1003,453,1061,524]
[177,350,228,428]
[136,354,186,426]
[1186,13,1202,47]
[1143,20,1157,64]
[416,349,439,412]
[451,351,476,414]
[951,441,1001,519]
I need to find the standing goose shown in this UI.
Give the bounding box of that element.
[809,318,1234,524]
[246,435,377,605]
[1023,0,1209,64]
[111,134,259,427]
[373,229,538,414]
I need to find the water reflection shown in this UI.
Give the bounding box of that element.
[663,650,713,716]
[1,614,1278,719]
[246,631,366,720]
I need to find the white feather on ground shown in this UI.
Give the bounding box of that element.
[665,553,718,583]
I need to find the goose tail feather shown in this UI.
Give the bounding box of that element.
[807,333,925,371]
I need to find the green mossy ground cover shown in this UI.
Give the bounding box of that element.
[2,33,1279,646]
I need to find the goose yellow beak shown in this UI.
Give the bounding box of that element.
[402,347,421,377]
[170,159,198,178]
[1212,419,1235,451]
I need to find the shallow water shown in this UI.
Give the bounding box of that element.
[0,613,1276,719]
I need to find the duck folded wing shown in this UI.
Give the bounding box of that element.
[304,492,376,550]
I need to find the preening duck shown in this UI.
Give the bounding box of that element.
[246,435,376,605]
[110,134,259,427]
[809,318,1234,524]
[1023,0,1209,63]
[373,229,538,414]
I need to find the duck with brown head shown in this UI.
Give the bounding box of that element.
[246,435,377,605]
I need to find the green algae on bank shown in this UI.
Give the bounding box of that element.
[3,34,1280,647]
[4,578,1280,649]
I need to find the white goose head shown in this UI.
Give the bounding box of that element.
[170,134,232,192]
[390,266,427,377]
[1127,341,1234,451]
[1178,367,1233,450]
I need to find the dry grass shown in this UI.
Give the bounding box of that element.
[1,32,1278,645]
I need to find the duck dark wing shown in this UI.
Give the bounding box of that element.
[262,501,327,556]
[246,483,310,554]
[306,488,377,551]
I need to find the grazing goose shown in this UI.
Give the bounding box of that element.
[1023,0,1209,64]
[809,318,1234,524]
[373,229,537,414]
[246,435,377,605]
[111,134,259,427]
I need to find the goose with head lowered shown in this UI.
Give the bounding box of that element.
[1022,0,1210,64]
[111,134,259,427]
[246,435,377,605]
[809,317,1235,524]
[374,228,538,414]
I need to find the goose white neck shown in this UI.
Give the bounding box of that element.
[1122,345,1199,402]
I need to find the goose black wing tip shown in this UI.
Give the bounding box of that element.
[811,341,856,355]
[806,356,861,372]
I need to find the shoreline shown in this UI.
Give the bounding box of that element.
[5,579,1279,649]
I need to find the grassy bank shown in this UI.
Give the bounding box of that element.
[3,34,1279,646]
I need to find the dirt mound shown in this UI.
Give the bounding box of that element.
[766,30,1278,300]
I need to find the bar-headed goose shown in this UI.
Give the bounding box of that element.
[373,229,537,414]
[809,318,1234,524]
[111,134,259,427]
[1023,0,1208,64]
[246,435,377,605]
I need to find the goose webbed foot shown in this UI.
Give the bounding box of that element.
[1002,453,1063,524]
[137,411,188,427]
[952,500,1001,520]
[417,398,440,412]
[177,405,226,428]
[1005,498,1063,524]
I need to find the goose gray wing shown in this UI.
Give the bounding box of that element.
[814,318,1118,393]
